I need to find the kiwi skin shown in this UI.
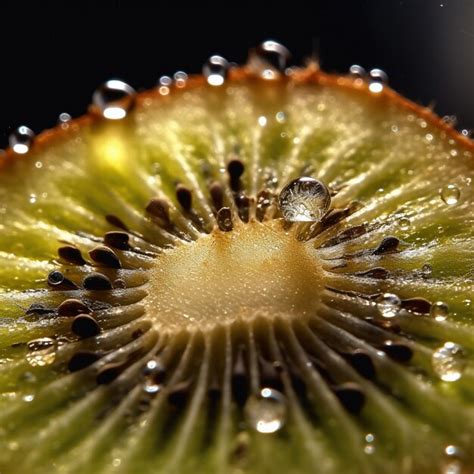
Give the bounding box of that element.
[0,54,473,474]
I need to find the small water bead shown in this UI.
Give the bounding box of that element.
[432,342,466,382]
[440,184,460,205]
[368,68,388,94]
[376,293,401,318]
[349,64,367,78]
[431,301,449,321]
[58,112,72,124]
[253,40,291,79]
[25,338,57,367]
[279,177,331,223]
[275,111,286,123]
[245,388,287,434]
[173,71,188,88]
[397,217,411,230]
[143,379,161,394]
[203,55,229,86]
[92,80,136,120]
[421,263,432,278]
[9,126,35,154]
[364,433,375,455]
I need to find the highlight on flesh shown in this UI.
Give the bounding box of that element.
[0,41,473,474]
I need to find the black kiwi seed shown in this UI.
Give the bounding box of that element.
[71,314,101,338]
[68,351,101,372]
[227,158,245,192]
[176,184,193,212]
[89,245,122,269]
[146,197,170,223]
[57,298,91,317]
[344,350,376,380]
[167,380,193,407]
[58,245,88,265]
[217,207,234,232]
[381,341,414,363]
[83,273,113,291]
[209,181,224,210]
[372,236,400,255]
[333,382,366,414]
[401,297,432,314]
[103,231,131,250]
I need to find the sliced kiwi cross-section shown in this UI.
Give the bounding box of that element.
[0,47,473,474]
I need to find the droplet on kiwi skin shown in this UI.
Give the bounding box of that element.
[432,342,467,382]
[92,79,136,120]
[244,387,287,434]
[203,55,229,86]
[9,126,35,155]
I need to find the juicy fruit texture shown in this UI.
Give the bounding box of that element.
[0,67,473,474]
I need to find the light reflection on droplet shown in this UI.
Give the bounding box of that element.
[252,40,290,80]
[279,177,331,223]
[368,68,388,94]
[203,55,229,86]
[9,126,35,154]
[26,338,57,367]
[430,301,449,322]
[440,184,460,205]
[92,80,135,120]
[376,293,401,318]
[432,342,466,382]
[245,388,287,434]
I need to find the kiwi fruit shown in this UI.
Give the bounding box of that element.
[0,42,473,474]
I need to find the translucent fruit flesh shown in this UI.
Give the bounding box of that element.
[0,67,473,474]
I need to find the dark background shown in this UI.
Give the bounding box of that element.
[0,0,473,149]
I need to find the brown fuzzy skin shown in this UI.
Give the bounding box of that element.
[1,63,472,171]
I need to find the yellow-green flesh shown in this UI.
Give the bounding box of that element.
[0,76,473,474]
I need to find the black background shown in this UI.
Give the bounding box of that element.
[0,0,473,150]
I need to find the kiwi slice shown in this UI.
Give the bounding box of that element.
[0,45,473,474]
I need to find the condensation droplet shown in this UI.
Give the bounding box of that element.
[143,380,161,394]
[174,71,188,88]
[368,68,388,94]
[443,445,463,474]
[275,111,286,123]
[58,112,72,124]
[258,116,267,127]
[397,217,411,230]
[432,342,466,382]
[349,64,367,78]
[92,80,136,120]
[279,177,331,223]
[421,263,432,279]
[440,184,460,205]
[23,394,35,403]
[245,388,287,434]
[364,433,375,455]
[376,293,401,318]
[25,338,57,367]
[431,301,449,322]
[252,40,290,80]
[203,55,229,86]
[9,126,35,154]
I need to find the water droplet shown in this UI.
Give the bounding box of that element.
[376,293,401,318]
[397,217,411,230]
[203,55,229,86]
[368,68,388,94]
[364,433,375,454]
[159,76,172,86]
[431,301,449,321]
[143,379,161,394]
[275,111,286,123]
[443,445,463,474]
[23,394,34,403]
[25,338,57,367]
[245,387,286,434]
[421,263,432,278]
[279,177,331,223]
[58,112,72,123]
[349,64,366,78]
[253,41,290,79]
[440,184,460,205]
[174,71,188,88]
[92,80,135,120]
[432,342,466,382]
[9,126,35,154]
[258,116,267,127]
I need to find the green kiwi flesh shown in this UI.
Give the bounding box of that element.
[0,65,473,474]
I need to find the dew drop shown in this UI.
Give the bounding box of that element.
[92,80,135,120]
[279,177,331,223]
[430,301,449,322]
[275,111,286,123]
[25,338,57,367]
[364,433,375,454]
[58,112,72,124]
[174,71,188,88]
[23,394,35,403]
[245,388,287,434]
[368,68,388,94]
[376,293,401,318]
[443,445,463,474]
[159,76,172,87]
[432,342,466,382]
[349,64,367,78]
[397,217,411,230]
[440,184,460,205]
[143,379,161,394]
[253,40,290,79]
[421,263,432,278]
[203,55,229,86]
[258,115,268,127]
[9,126,35,154]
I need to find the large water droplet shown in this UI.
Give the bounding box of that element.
[92,80,135,120]
[431,301,449,321]
[397,217,411,230]
[9,126,35,154]
[245,388,287,434]
[25,337,57,367]
[432,342,466,382]
[203,55,229,86]
[440,184,460,205]
[376,293,401,318]
[279,177,331,222]
[253,41,290,79]
[368,68,388,94]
